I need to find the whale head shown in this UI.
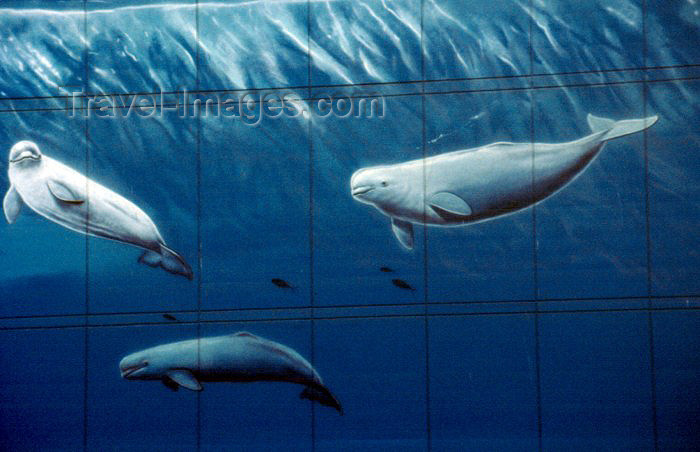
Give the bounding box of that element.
[350,165,412,212]
[9,141,42,167]
[119,350,164,380]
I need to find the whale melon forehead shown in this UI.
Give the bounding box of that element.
[352,165,391,183]
[9,140,41,160]
[120,351,144,367]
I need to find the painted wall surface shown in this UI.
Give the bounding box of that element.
[0,1,699,450]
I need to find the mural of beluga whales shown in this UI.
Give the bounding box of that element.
[351,114,658,249]
[3,141,193,279]
[119,331,343,413]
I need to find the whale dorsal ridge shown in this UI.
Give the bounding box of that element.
[484,141,518,149]
[47,179,85,204]
[233,332,259,339]
[391,218,414,250]
[3,185,23,224]
[167,369,202,391]
[429,192,472,219]
[448,141,518,158]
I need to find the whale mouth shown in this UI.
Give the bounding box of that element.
[10,153,41,163]
[121,362,147,378]
[352,185,374,196]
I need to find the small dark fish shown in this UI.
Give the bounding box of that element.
[271,278,294,289]
[379,267,394,273]
[162,313,177,321]
[392,279,415,291]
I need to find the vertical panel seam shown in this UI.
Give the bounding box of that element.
[307,1,316,450]
[195,0,202,450]
[528,1,543,449]
[82,1,89,450]
[420,1,431,450]
[642,1,659,449]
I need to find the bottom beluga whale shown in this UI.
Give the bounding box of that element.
[351,114,659,249]
[119,331,343,414]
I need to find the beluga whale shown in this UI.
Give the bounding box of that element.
[119,331,343,413]
[3,140,193,279]
[351,114,658,249]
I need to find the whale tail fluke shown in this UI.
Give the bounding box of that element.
[138,245,194,280]
[300,384,343,414]
[587,113,659,142]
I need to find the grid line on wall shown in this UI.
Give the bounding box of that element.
[2,62,700,104]
[2,294,700,324]
[82,1,89,450]
[195,0,202,450]
[3,73,700,115]
[642,0,659,448]
[419,0,432,449]
[527,1,543,449]
[2,305,699,333]
[306,0,317,448]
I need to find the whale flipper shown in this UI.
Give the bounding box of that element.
[167,370,202,391]
[162,377,180,391]
[3,185,23,224]
[138,245,194,280]
[586,113,659,142]
[429,191,472,220]
[47,179,85,204]
[300,384,343,414]
[391,218,414,250]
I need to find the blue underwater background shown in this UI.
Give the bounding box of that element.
[0,0,699,450]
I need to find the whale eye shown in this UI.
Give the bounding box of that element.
[381,181,388,187]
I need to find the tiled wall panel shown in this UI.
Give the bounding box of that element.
[0,1,698,450]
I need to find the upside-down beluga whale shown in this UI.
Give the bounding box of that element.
[351,114,658,249]
[3,140,193,279]
[119,331,343,413]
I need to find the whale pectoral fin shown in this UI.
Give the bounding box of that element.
[3,185,23,224]
[167,370,202,391]
[162,377,180,391]
[429,191,472,220]
[47,179,85,204]
[391,218,414,250]
[138,250,161,267]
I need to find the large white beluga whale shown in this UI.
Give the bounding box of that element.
[351,114,658,249]
[119,331,343,413]
[3,140,193,279]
